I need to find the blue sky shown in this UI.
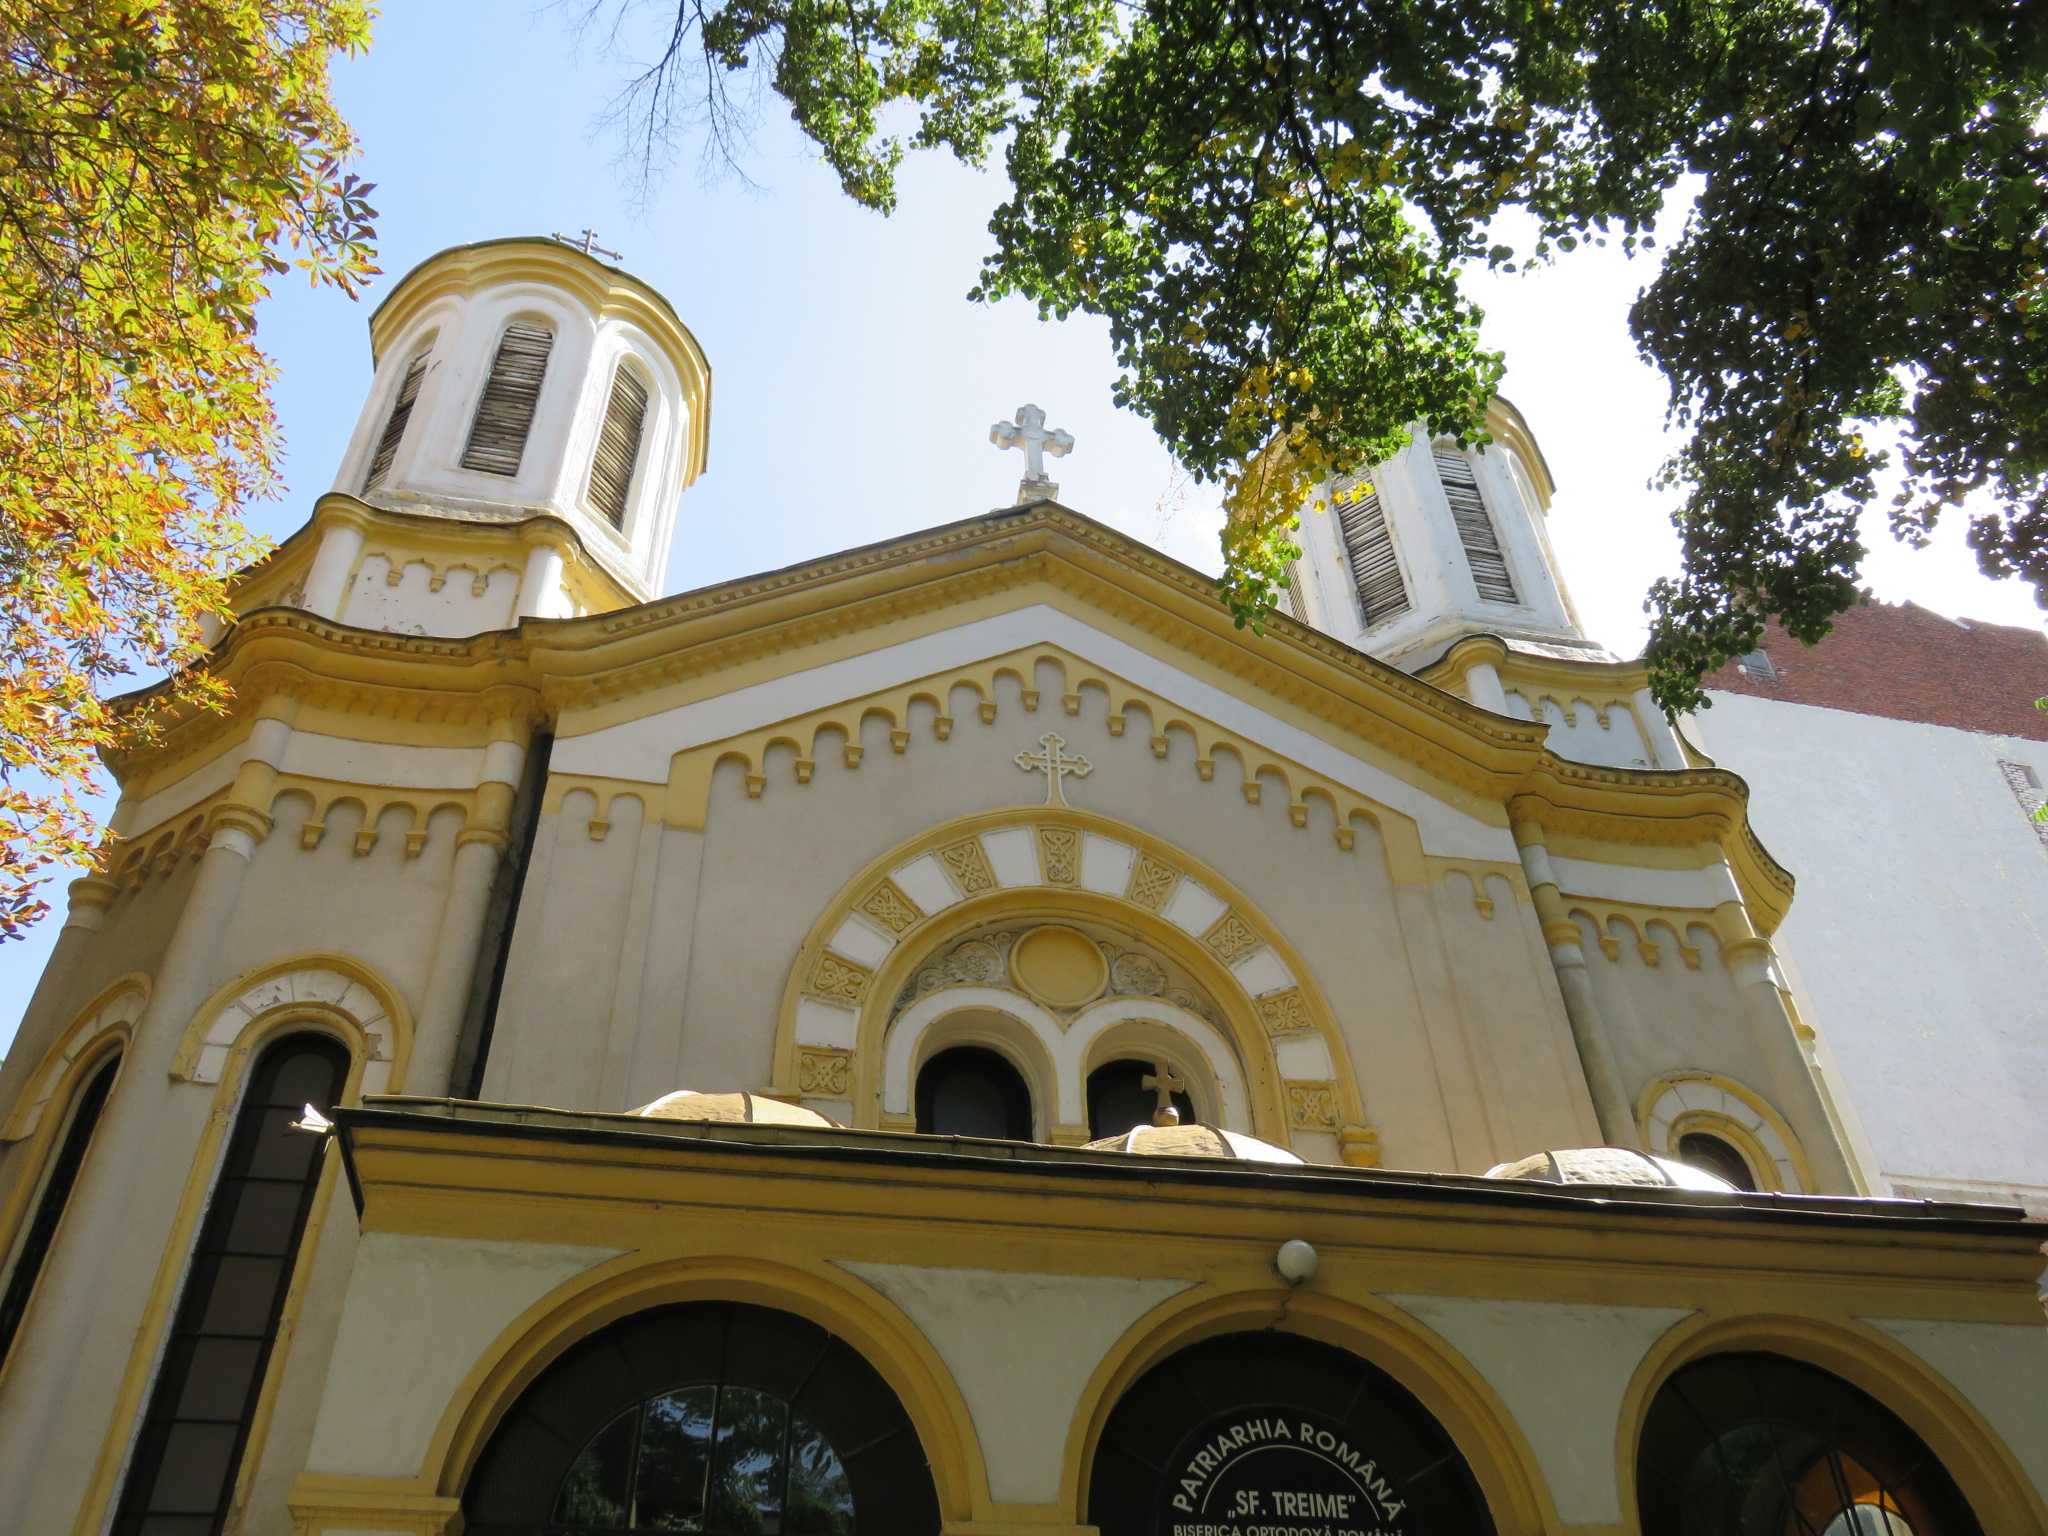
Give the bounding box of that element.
[2,0,2041,1049]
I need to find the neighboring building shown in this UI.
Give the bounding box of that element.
[1684,603,2048,1215]
[0,237,2044,1536]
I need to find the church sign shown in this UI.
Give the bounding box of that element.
[1157,1407,1415,1536]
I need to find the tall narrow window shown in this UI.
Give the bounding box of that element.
[1334,477,1409,626]
[362,346,431,491]
[587,362,650,527]
[113,1033,349,1536]
[461,321,555,477]
[0,1052,119,1369]
[1433,446,1519,604]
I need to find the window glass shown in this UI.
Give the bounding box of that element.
[1677,1131,1756,1191]
[914,1047,1032,1141]
[0,1052,118,1368]
[112,1033,348,1536]
[1637,1352,1979,1536]
[1087,1058,1194,1141]
[469,1303,930,1536]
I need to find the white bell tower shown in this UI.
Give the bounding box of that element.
[1283,399,1608,672]
[261,236,711,637]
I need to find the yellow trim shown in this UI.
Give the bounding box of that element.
[167,951,415,1093]
[0,974,147,1143]
[72,1013,384,1536]
[1634,1068,1816,1195]
[1065,1285,1551,1534]
[408,1255,983,1519]
[770,806,1368,1146]
[1619,1312,2048,1534]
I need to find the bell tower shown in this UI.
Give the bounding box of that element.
[244,236,710,636]
[1283,399,1608,672]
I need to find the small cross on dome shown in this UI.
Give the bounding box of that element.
[552,229,621,260]
[990,404,1073,504]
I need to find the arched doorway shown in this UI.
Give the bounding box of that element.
[464,1301,941,1535]
[1089,1332,1495,1536]
[1636,1352,1981,1535]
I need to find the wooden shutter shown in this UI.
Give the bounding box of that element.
[1334,476,1409,625]
[1279,560,1310,623]
[586,364,650,527]
[460,321,554,477]
[363,347,430,491]
[1433,445,1519,604]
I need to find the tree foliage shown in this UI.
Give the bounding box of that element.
[590,0,2048,708]
[0,0,375,936]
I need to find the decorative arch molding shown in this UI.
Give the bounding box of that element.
[169,953,413,1095]
[1615,1311,2048,1536]
[415,1255,981,1525]
[1067,1287,1549,1536]
[884,987,1250,1138]
[1636,1069,1810,1193]
[772,807,1371,1160]
[0,975,148,1143]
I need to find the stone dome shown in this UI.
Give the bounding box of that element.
[1483,1146,1737,1192]
[1083,1123,1303,1164]
[633,1090,840,1128]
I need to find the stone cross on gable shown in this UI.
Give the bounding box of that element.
[990,404,1074,504]
[1143,1064,1187,1126]
[1016,732,1092,806]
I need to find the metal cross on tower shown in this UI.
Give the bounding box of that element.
[1015,731,1092,805]
[1142,1064,1187,1127]
[990,404,1074,504]
[552,229,622,260]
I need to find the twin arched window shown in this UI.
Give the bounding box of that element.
[911,1049,1200,1145]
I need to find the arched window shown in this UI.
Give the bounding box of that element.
[1087,1058,1194,1141]
[461,320,555,477]
[587,361,651,527]
[0,1052,119,1369]
[113,1033,349,1536]
[1433,444,1519,604]
[1637,1352,1981,1536]
[1090,1331,1495,1536]
[363,343,432,491]
[1678,1130,1756,1191]
[464,1301,941,1536]
[914,1046,1031,1141]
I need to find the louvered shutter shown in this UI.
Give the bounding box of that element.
[1334,476,1409,626]
[586,364,650,527]
[363,348,430,491]
[1279,560,1310,622]
[1433,445,1519,604]
[461,321,554,477]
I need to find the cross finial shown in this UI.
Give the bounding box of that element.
[552,229,622,260]
[990,404,1074,504]
[1015,732,1092,805]
[1142,1064,1187,1127]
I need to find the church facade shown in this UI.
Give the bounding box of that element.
[0,236,2043,1536]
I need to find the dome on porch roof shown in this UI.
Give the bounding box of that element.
[634,1090,839,1127]
[1084,1122,1302,1164]
[1484,1146,1737,1192]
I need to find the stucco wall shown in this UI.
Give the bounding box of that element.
[1691,691,2048,1207]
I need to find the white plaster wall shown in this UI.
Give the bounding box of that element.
[1690,693,2048,1206]
[307,1232,626,1478]
[338,555,521,637]
[836,1262,1192,1505]
[1381,1294,1693,1525]
[1863,1317,2048,1504]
